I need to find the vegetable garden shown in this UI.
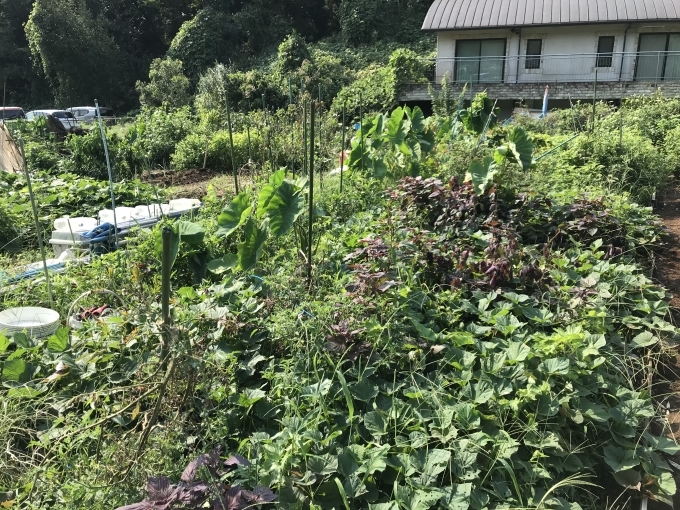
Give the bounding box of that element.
[1,84,680,510]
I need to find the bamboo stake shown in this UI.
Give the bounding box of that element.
[290,77,295,176]
[318,84,323,189]
[18,138,54,308]
[159,227,173,366]
[359,92,365,174]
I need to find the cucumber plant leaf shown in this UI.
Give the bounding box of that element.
[207,253,238,274]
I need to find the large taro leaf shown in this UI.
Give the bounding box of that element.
[257,169,286,219]
[237,218,267,271]
[218,192,252,237]
[264,180,305,238]
[466,156,497,196]
[386,107,410,146]
[408,106,426,133]
[507,127,533,170]
[177,221,205,245]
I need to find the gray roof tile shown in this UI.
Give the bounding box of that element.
[422,0,680,30]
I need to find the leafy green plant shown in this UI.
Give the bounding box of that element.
[348,105,436,178]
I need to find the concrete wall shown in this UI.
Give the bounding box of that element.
[399,81,680,102]
[435,22,680,83]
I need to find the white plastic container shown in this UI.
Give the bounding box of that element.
[98,207,135,224]
[169,198,200,212]
[54,216,97,233]
[133,204,163,219]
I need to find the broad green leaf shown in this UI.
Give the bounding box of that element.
[307,454,338,475]
[463,380,493,404]
[411,319,437,342]
[238,388,265,407]
[603,445,639,472]
[507,126,533,169]
[630,331,658,348]
[580,399,611,422]
[265,181,305,238]
[506,342,530,362]
[644,431,680,454]
[440,483,472,510]
[301,379,332,398]
[453,403,481,430]
[657,471,677,496]
[364,411,387,436]
[357,449,388,476]
[269,168,286,186]
[0,334,11,353]
[237,218,267,271]
[370,504,398,510]
[2,359,28,382]
[466,156,497,196]
[177,221,205,245]
[218,192,252,237]
[47,327,69,353]
[386,107,409,145]
[409,106,426,133]
[350,380,378,402]
[612,469,641,488]
[207,254,238,274]
[537,357,570,375]
[418,449,451,486]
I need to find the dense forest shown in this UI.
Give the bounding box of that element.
[0,0,434,111]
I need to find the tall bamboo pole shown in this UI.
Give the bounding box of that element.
[308,101,315,283]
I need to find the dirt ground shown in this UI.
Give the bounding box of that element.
[144,168,254,199]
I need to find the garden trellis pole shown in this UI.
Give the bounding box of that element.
[308,101,315,283]
[303,101,308,176]
[591,69,598,132]
[225,93,238,193]
[2,81,5,125]
[263,93,274,171]
[359,92,365,174]
[318,85,323,189]
[290,77,295,176]
[95,100,119,250]
[159,227,173,366]
[18,138,54,308]
[340,103,346,193]
[246,100,253,163]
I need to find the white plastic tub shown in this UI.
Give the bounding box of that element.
[133,204,164,219]
[98,207,135,224]
[54,216,97,232]
[169,198,200,212]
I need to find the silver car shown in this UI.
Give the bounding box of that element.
[25,109,78,130]
[66,106,115,123]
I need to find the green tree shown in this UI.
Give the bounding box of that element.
[276,31,311,74]
[25,0,131,107]
[136,58,191,109]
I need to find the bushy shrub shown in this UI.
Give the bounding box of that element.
[172,130,262,171]
[23,140,59,172]
[294,49,354,101]
[565,129,671,202]
[663,125,680,175]
[331,64,395,119]
[0,200,21,253]
[276,31,310,74]
[618,92,680,145]
[128,107,196,170]
[136,58,191,109]
[388,47,427,84]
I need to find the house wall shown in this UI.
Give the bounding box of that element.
[435,22,680,83]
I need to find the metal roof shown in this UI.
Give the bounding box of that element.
[422,0,680,31]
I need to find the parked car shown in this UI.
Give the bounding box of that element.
[66,106,115,123]
[25,110,78,130]
[0,107,25,121]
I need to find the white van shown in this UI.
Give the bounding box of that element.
[25,110,78,130]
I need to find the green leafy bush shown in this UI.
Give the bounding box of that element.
[172,130,262,171]
[565,129,671,202]
[276,31,311,74]
[135,58,191,109]
[663,125,680,175]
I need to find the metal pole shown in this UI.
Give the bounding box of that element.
[619,83,624,145]
[226,94,238,193]
[95,100,119,249]
[308,101,315,283]
[340,103,346,193]
[246,101,252,162]
[359,92,365,174]
[263,93,274,171]
[289,77,294,175]
[303,101,308,175]
[591,69,597,132]
[18,138,54,308]
[2,80,5,125]
[318,85,323,189]
[159,227,173,365]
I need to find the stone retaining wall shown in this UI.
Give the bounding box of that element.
[399,81,680,102]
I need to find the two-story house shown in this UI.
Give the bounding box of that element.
[401,0,680,111]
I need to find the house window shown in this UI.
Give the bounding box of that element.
[455,39,506,83]
[636,33,680,80]
[596,36,615,67]
[525,39,542,69]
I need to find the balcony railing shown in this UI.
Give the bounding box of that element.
[429,51,680,84]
